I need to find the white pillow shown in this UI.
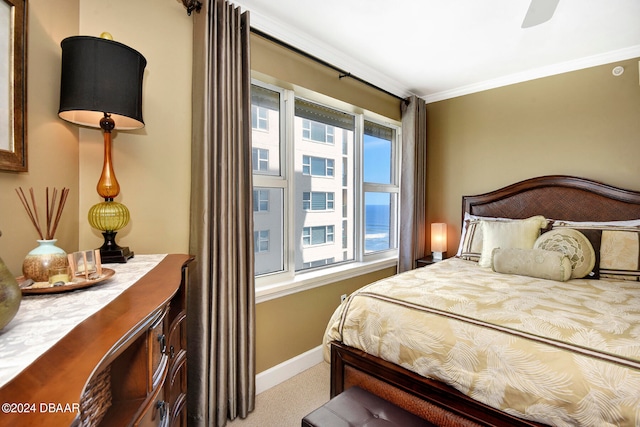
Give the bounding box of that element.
[456,213,513,258]
[478,216,548,268]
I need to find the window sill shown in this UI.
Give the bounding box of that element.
[255,256,398,304]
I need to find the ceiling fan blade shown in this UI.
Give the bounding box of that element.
[521,0,560,28]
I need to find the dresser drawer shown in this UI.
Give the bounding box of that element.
[167,310,186,360]
[149,306,169,392]
[133,384,169,427]
[167,350,187,406]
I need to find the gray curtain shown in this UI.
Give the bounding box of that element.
[187,0,255,426]
[398,95,427,272]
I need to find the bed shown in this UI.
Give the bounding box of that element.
[324,175,640,427]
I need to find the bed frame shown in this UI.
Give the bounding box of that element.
[330,175,640,427]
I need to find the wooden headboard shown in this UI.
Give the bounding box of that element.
[462,175,640,224]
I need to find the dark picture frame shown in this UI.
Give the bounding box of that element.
[0,0,27,172]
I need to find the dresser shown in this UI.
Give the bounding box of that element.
[0,253,194,426]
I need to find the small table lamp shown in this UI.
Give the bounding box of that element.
[431,223,447,261]
[58,34,147,263]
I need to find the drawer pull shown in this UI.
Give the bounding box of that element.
[156,400,167,421]
[158,334,166,354]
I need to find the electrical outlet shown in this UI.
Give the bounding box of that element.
[340,294,347,303]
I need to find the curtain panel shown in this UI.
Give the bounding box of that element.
[399,95,427,272]
[187,0,255,426]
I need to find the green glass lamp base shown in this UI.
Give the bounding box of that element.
[98,231,134,264]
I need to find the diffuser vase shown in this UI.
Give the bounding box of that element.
[22,239,68,283]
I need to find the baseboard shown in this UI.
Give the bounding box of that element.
[256,345,324,395]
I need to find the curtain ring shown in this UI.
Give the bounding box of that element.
[180,0,202,15]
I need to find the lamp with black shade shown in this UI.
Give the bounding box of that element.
[58,33,146,263]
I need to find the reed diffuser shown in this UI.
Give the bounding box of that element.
[16,187,70,282]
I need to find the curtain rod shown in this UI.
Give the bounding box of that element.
[251,28,407,103]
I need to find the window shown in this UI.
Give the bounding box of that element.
[251,80,400,289]
[302,119,334,144]
[302,156,334,177]
[302,226,334,246]
[254,230,270,253]
[252,148,269,172]
[363,120,399,253]
[251,85,281,177]
[253,189,270,212]
[252,105,269,131]
[303,192,334,211]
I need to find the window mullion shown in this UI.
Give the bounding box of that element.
[284,89,296,277]
[354,113,364,262]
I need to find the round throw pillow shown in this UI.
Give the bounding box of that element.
[534,229,595,279]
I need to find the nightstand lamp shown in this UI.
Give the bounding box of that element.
[430,222,447,261]
[58,34,147,263]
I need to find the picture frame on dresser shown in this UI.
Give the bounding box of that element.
[0,0,28,172]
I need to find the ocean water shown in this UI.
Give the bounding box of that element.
[365,204,391,252]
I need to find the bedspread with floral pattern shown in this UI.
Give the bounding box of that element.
[324,257,640,427]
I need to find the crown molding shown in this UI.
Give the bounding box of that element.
[424,44,640,103]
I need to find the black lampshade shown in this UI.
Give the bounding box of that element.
[58,36,147,130]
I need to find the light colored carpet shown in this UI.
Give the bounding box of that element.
[227,362,331,427]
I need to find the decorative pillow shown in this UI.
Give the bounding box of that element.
[458,219,484,261]
[552,220,640,281]
[599,229,640,281]
[534,228,595,279]
[549,226,601,279]
[492,248,572,282]
[456,213,512,260]
[478,215,548,268]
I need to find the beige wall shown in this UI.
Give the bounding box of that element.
[255,266,396,373]
[78,0,193,255]
[0,0,80,275]
[426,58,640,254]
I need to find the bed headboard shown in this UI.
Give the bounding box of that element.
[462,175,640,224]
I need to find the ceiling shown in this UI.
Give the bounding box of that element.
[233,0,640,103]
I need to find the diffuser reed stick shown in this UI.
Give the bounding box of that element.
[16,187,70,240]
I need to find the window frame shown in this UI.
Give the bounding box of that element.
[362,117,401,255]
[251,79,401,302]
[302,119,335,144]
[253,189,270,213]
[252,105,269,131]
[254,229,270,253]
[302,225,335,247]
[252,147,269,173]
[303,191,335,211]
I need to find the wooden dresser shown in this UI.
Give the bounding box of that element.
[0,254,194,427]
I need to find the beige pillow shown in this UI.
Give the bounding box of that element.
[478,215,547,268]
[492,248,572,282]
[534,228,595,279]
[600,229,640,281]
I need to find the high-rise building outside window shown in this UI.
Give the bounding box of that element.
[251,80,400,287]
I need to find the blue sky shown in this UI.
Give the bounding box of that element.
[364,134,392,206]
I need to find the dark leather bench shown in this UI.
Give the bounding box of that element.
[302,386,436,426]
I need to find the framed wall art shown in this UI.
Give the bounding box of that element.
[0,0,27,172]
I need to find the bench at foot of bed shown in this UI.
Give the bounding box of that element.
[302,386,435,427]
